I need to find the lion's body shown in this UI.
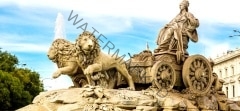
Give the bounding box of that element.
[47,39,87,87]
[76,31,135,90]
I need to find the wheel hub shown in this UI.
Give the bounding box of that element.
[195,68,205,81]
[160,70,170,81]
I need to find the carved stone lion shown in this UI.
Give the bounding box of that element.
[75,31,135,90]
[47,39,87,87]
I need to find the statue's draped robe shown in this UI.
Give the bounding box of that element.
[156,11,199,54]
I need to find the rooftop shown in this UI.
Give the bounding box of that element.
[213,48,240,64]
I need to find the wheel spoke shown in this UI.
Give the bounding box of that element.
[201,78,207,85]
[197,60,200,67]
[190,77,196,82]
[200,62,204,69]
[190,65,195,71]
[201,82,205,90]
[193,61,197,68]
[158,68,162,72]
[190,72,194,76]
[162,66,166,70]
[203,68,208,72]
[203,74,208,77]
[166,82,169,87]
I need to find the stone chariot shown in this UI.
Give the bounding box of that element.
[125,48,213,95]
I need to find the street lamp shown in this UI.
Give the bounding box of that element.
[229,29,240,37]
[18,63,27,68]
[41,78,53,91]
[41,78,53,82]
[233,29,240,33]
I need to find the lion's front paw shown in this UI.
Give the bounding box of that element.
[127,87,136,91]
[84,67,93,75]
[52,70,61,79]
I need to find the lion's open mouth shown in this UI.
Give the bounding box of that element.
[83,49,91,53]
[47,54,56,61]
[48,57,54,60]
[48,56,55,61]
[83,47,93,52]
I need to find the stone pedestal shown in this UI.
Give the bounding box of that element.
[17,87,240,111]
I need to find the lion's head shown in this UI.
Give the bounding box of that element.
[75,31,100,68]
[47,39,76,64]
[76,31,100,54]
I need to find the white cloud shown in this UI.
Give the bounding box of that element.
[190,0,240,24]
[1,43,49,53]
[0,33,50,53]
[66,15,133,34]
[1,0,240,25]
[198,36,230,59]
[0,9,54,28]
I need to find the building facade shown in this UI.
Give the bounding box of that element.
[213,49,240,101]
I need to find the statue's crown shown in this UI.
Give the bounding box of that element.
[181,0,189,7]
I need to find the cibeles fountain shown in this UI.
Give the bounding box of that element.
[18,1,240,111]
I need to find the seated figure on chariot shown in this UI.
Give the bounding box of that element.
[154,0,199,56]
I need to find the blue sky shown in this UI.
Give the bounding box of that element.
[1,0,240,90]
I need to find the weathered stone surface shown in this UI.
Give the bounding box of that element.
[17,87,240,111]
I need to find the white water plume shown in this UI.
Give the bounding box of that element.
[54,12,66,40]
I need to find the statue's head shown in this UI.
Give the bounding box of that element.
[180,0,189,11]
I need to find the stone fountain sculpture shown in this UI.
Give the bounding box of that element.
[18,0,240,111]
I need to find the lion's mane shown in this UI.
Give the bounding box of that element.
[75,31,100,69]
[49,39,77,67]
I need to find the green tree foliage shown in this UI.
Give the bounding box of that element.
[0,50,18,72]
[12,68,43,98]
[0,49,43,110]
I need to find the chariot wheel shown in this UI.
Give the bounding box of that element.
[182,55,212,95]
[151,61,176,91]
